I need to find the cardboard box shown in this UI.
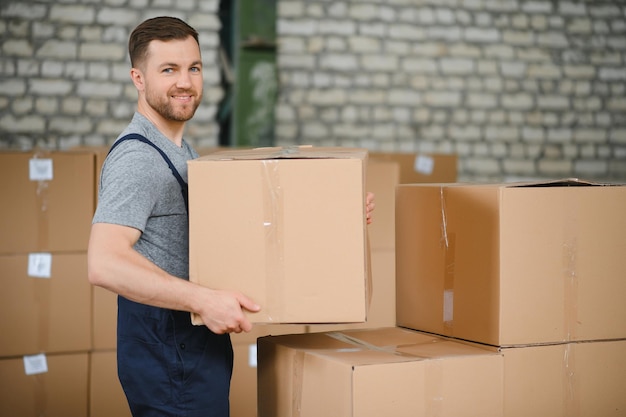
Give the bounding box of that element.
[0,150,95,254]
[369,152,457,184]
[365,159,400,250]
[500,339,626,417]
[0,352,89,417]
[0,253,92,357]
[188,146,370,324]
[89,351,131,417]
[70,145,110,207]
[92,286,118,350]
[230,324,307,417]
[307,248,396,333]
[395,179,626,346]
[257,327,504,417]
[231,342,261,417]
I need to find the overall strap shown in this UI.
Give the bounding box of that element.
[108,133,189,213]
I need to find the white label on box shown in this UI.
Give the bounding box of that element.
[28,253,52,278]
[24,353,48,375]
[443,289,454,323]
[29,158,54,181]
[414,155,434,175]
[248,344,257,368]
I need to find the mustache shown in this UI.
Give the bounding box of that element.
[169,89,197,96]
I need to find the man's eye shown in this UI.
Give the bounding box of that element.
[191,67,201,73]
[162,68,173,73]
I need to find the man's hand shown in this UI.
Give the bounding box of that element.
[195,288,261,334]
[366,191,375,225]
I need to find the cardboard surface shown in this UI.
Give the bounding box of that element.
[0,150,95,254]
[307,248,396,333]
[89,351,131,417]
[369,152,457,184]
[365,159,400,250]
[395,180,626,346]
[0,253,92,357]
[257,327,503,417]
[230,325,308,417]
[92,286,118,351]
[231,342,260,417]
[0,352,89,417]
[188,146,370,324]
[500,339,626,417]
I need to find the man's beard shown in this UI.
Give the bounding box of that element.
[146,88,201,122]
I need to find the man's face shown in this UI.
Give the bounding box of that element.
[140,36,203,122]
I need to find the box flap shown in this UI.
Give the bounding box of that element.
[509,178,620,188]
[191,146,368,162]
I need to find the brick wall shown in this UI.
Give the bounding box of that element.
[1,0,625,182]
[0,0,222,150]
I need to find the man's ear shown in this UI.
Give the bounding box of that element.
[130,67,144,91]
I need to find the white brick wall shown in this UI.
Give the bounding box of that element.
[276,0,626,182]
[0,0,625,182]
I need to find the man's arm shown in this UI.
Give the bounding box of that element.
[87,222,260,333]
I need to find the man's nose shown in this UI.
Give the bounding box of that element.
[176,70,192,89]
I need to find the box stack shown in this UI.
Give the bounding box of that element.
[308,151,459,334]
[0,150,94,416]
[189,149,482,417]
[0,149,132,417]
[395,179,626,416]
[88,147,133,417]
[189,146,370,415]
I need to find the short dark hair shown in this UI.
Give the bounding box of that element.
[128,16,200,68]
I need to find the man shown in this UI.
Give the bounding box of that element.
[88,16,374,417]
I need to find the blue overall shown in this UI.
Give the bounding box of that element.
[117,297,233,417]
[109,135,233,417]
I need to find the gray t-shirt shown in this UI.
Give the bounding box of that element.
[93,112,198,279]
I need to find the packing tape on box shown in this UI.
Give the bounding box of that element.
[22,354,49,416]
[261,160,285,322]
[31,152,53,251]
[326,331,425,359]
[291,350,305,417]
[562,189,580,342]
[563,343,581,415]
[27,254,52,352]
[425,359,445,416]
[440,187,455,331]
[326,332,446,413]
[35,180,50,250]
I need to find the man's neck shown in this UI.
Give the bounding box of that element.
[137,105,185,147]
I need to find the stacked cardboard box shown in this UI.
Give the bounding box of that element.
[190,149,462,416]
[87,147,133,417]
[308,152,458,335]
[395,179,626,416]
[258,327,504,417]
[226,151,459,415]
[0,150,95,417]
[0,149,131,417]
[230,325,307,417]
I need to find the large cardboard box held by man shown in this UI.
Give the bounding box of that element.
[395,179,626,346]
[257,327,504,417]
[188,146,370,324]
